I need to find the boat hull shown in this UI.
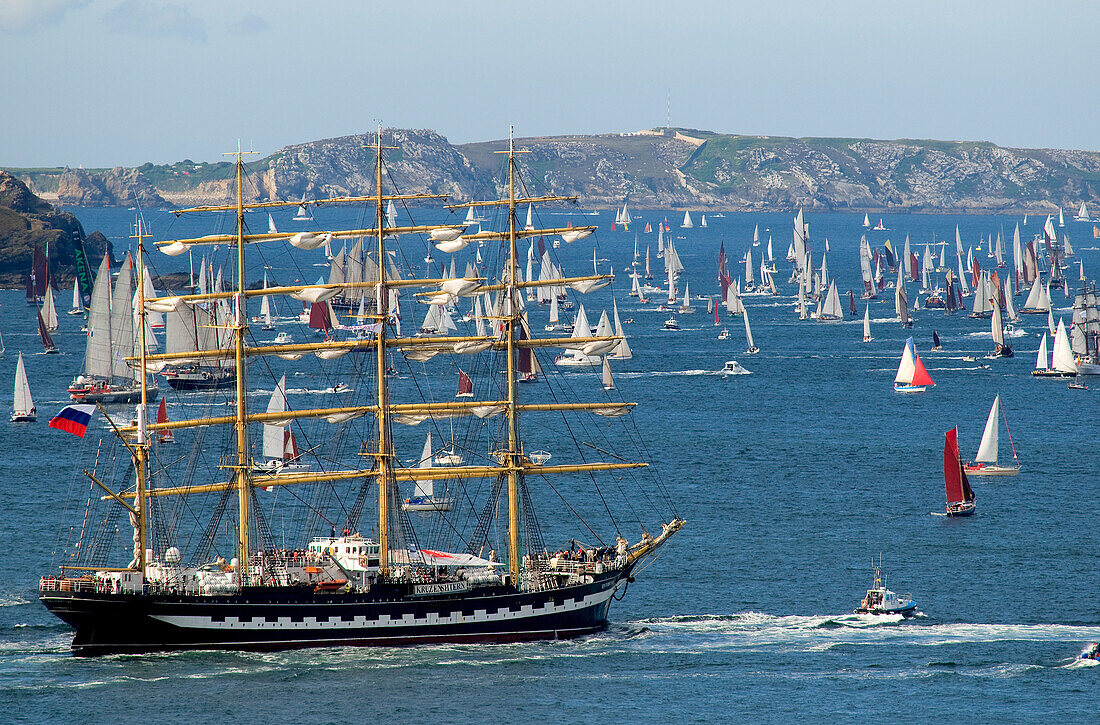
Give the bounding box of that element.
[41,572,624,656]
[1031,370,1075,378]
[893,384,928,393]
[854,602,917,617]
[946,501,976,516]
[69,384,158,405]
[963,463,1020,476]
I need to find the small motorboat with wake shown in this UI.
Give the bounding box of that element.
[662,317,681,331]
[854,561,916,617]
[721,360,750,375]
[1080,642,1100,661]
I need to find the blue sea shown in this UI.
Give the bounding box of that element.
[0,205,1097,723]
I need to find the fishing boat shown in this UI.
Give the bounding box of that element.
[862,305,872,342]
[10,352,37,422]
[893,337,934,393]
[39,131,682,655]
[155,398,175,444]
[853,561,916,616]
[963,395,1020,476]
[942,427,976,516]
[67,246,158,404]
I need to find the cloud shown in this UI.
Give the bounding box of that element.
[102,0,207,41]
[0,0,90,30]
[228,12,270,35]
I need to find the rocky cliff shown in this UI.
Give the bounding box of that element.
[0,172,108,288]
[9,128,1100,213]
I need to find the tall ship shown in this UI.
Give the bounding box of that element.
[40,131,682,655]
[67,248,159,404]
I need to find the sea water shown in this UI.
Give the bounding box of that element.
[0,207,1096,722]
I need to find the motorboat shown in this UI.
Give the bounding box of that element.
[854,563,916,617]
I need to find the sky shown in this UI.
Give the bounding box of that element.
[1,0,1098,168]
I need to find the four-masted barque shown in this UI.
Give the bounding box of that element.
[40,130,683,655]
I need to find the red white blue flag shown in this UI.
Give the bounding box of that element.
[49,404,96,438]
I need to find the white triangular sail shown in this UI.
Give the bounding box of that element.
[601,357,614,390]
[13,352,33,416]
[820,281,843,320]
[682,211,693,229]
[42,286,58,331]
[1051,318,1077,373]
[974,395,1001,464]
[863,305,872,341]
[743,307,756,350]
[263,375,289,460]
[609,300,632,359]
[1035,333,1049,371]
[414,433,434,499]
[895,340,916,384]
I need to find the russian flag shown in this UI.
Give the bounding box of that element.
[49,404,97,438]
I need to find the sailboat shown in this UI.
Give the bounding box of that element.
[700,214,707,228]
[1074,201,1091,222]
[251,375,310,476]
[41,285,59,332]
[37,310,58,354]
[259,273,276,330]
[67,245,159,403]
[963,395,1020,476]
[607,300,632,360]
[402,433,455,512]
[818,281,843,322]
[155,398,175,444]
[743,307,759,354]
[862,305,872,342]
[292,195,310,221]
[894,337,934,393]
[941,427,976,516]
[601,357,614,391]
[10,352,36,422]
[68,280,84,316]
[1031,320,1077,377]
[618,203,631,230]
[931,331,942,352]
[39,130,680,655]
[681,211,693,229]
[1059,206,1065,227]
[989,300,1013,357]
[862,213,871,229]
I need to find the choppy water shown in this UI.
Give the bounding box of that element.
[0,207,1097,722]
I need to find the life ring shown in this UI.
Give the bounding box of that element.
[202,371,211,380]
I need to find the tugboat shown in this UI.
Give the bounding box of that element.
[854,561,916,616]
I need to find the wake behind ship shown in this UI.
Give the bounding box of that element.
[40,130,682,655]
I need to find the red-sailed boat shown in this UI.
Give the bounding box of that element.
[943,427,976,516]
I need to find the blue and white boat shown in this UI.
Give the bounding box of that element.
[854,563,916,617]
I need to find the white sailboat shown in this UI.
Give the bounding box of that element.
[1058,206,1065,227]
[700,214,707,228]
[252,375,309,475]
[403,433,454,512]
[819,281,843,322]
[893,337,934,393]
[862,214,871,229]
[963,395,1020,476]
[267,213,278,234]
[607,300,632,359]
[41,285,59,332]
[1075,201,1090,222]
[68,279,83,315]
[744,307,759,354]
[601,357,614,391]
[681,211,693,229]
[10,352,36,422]
[293,195,310,221]
[1033,333,1050,373]
[678,283,693,314]
[862,305,872,342]
[524,204,534,231]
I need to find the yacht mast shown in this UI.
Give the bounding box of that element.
[134,221,151,574]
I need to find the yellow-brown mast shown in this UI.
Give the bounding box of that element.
[373,126,393,573]
[133,221,151,573]
[228,142,256,580]
[504,126,522,581]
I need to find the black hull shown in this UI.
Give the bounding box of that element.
[165,375,237,391]
[41,571,626,656]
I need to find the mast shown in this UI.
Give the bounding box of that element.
[230,142,255,580]
[373,126,393,574]
[133,221,151,574]
[505,126,522,582]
